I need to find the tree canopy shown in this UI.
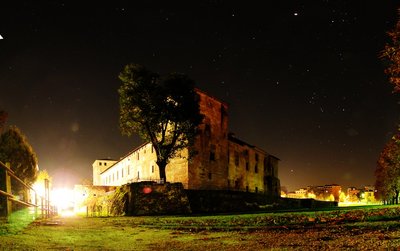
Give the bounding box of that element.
[0,126,38,191]
[381,9,400,92]
[375,132,400,204]
[118,63,203,182]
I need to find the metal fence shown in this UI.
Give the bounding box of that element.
[0,161,54,220]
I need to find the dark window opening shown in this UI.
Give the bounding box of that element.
[210,151,215,161]
[205,124,211,138]
[234,151,239,166]
[255,164,258,173]
[208,172,212,180]
[246,162,249,171]
[246,186,249,192]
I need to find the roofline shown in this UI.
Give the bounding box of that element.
[100,141,151,174]
[195,88,229,107]
[228,132,280,160]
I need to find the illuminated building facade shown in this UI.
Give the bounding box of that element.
[92,89,280,196]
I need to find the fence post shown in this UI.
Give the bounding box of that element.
[44,179,49,218]
[34,193,38,219]
[41,197,44,218]
[0,163,13,218]
[5,163,12,218]
[0,163,12,217]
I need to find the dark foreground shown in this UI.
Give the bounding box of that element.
[1,205,400,250]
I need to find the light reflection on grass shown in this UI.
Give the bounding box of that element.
[0,208,36,235]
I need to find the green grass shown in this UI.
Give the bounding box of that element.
[1,205,400,250]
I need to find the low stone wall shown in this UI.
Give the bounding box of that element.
[186,189,279,213]
[276,197,338,209]
[124,182,191,216]
[87,183,337,216]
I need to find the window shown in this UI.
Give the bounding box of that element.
[122,168,124,178]
[255,187,258,193]
[210,151,215,161]
[208,172,212,180]
[210,144,216,161]
[246,186,249,192]
[104,162,107,166]
[234,151,239,166]
[255,163,258,173]
[246,162,249,171]
[128,165,130,175]
[151,165,154,173]
[205,124,211,138]
[137,152,140,160]
[99,162,102,166]
[255,153,259,162]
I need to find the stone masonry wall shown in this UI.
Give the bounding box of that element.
[125,182,191,215]
[188,90,229,190]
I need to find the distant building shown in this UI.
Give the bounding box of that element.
[361,186,376,203]
[306,184,342,202]
[92,89,280,197]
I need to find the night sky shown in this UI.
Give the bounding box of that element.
[1,1,399,191]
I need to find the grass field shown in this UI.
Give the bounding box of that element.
[1,205,400,250]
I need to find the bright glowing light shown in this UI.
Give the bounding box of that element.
[32,182,45,197]
[51,188,75,216]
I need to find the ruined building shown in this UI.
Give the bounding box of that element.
[93,89,280,197]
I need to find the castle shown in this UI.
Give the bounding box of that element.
[92,89,280,197]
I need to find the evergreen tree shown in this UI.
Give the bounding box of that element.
[0,126,38,192]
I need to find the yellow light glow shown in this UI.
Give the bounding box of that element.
[51,188,75,216]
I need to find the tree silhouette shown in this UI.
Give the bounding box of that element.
[375,132,400,204]
[118,64,203,182]
[0,126,38,193]
[381,9,400,92]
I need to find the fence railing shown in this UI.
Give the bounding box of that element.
[0,161,55,220]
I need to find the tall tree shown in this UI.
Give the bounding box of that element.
[381,9,400,92]
[118,64,203,182]
[375,132,400,204]
[0,126,38,192]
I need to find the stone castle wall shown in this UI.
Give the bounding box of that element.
[188,90,229,190]
[93,89,281,197]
